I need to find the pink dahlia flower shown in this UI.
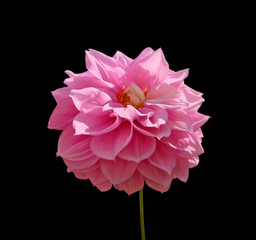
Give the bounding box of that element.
[48,48,209,195]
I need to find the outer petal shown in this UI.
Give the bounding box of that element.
[90,121,133,160]
[118,130,156,163]
[178,83,204,113]
[149,141,177,175]
[115,171,144,195]
[48,98,79,130]
[67,160,100,173]
[73,110,122,135]
[167,108,192,131]
[145,178,171,193]
[100,157,137,185]
[188,156,199,168]
[138,160,173,188]
[86,167,112,187]
[189,112,210,131]
[57,125,98,164]
[51,87,71,104]
[163,69,189,87]
[173,157,189,182]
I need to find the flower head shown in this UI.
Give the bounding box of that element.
[48,47,209,195]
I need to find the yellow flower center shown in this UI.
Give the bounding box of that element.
[117,82,146,109]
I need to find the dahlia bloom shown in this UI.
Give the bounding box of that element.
[48,47,209,195]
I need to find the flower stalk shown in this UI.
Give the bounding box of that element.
[139,188,146,240]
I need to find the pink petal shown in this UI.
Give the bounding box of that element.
[57,125,98,166]
[133,121,171,139]
[69,87,112,112]
[149,140,177,175]
[126,48,169,91]
[188,156,199,168]
[73,110,122,136]
[51,87,71,104]
[137,105,168,128]
[88,49,117,68]
[187,132,204,156]
[68,161,100,173]
[118,130,156,163]
[138,160,173,188]
[86,167,111,186]
[115,171,144,195]
[189,112,210,131]
[173,157,189,182]
[64,70,113,90]
[73,161,100,179]
[167,109,192,131]
[162,130,190,152]
[178,83,204,113]
[48,98,79,130]
[146,83,180,103]
[100,157,137,184]
[163,69,189,87]
[145,178,171,193]
[85,50,115,88]
[90,121,133,160]
[95,180,112,192]
[113,50,133,68]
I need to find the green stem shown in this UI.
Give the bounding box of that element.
[139,188,146,240]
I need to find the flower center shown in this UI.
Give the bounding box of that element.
[117,82,146,109]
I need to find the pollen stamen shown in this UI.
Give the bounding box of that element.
[117,83,146,109]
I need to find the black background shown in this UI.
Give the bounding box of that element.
[14,4,247,239]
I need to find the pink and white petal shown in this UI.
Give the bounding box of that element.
[138,160,173,188]
[113,50,133,68]
[149,141,177,175]
[115,171,144,195]
[48,98,79,130]
[69,87,112,112]
[73,110,122,136]
[167,109,192,131]
[57,125,96,162]
[145,178,171,193]
[90,121,133,160]
[173,157,189,182]
[189,112,210,131]
[100,157,137,185]
[118,130,156,163]
[133,121,171,139]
